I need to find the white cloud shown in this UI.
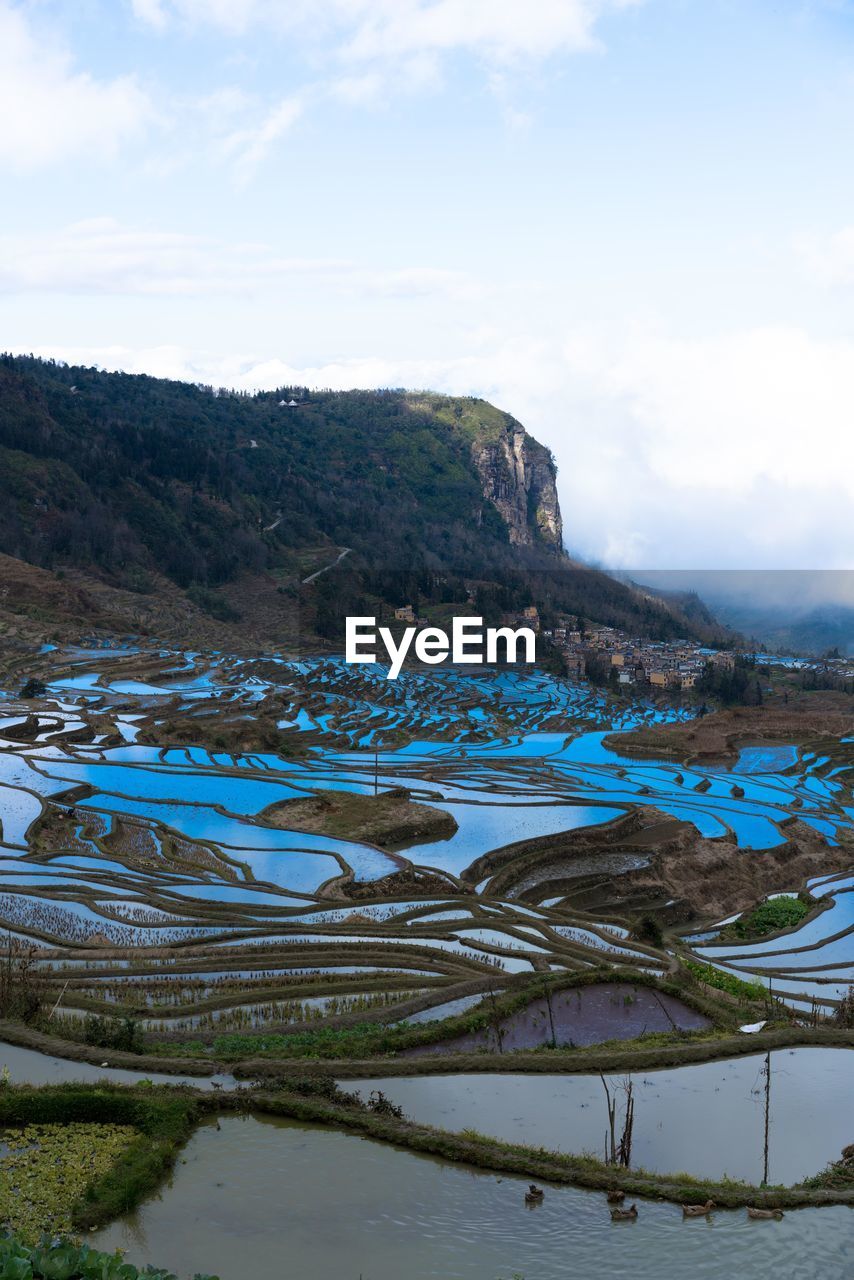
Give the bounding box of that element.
[561,326,854,502]
[130,0,642,64]
[0,2,152,171]
[130,0,169,29]
[0,218,479,300]
[338,0,626,64]
[219,95,304,183]
[796,225,854,286]
[29,320,853,571]
[3,0,642,179]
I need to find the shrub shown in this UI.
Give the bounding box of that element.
[684,960,766,1003]
[833,986,854,1029]
[83,1015,143,1054]
[0,946,46,1022]
[366,1090,404,1119]
[632,915,663,947]
[19,679,46,699]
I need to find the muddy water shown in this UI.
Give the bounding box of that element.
[90,1114,853,1280]
[404,983,710,1055]
[352,1048,854,1186]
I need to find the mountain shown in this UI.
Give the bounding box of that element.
[0,355,728,648]
[711,602,854,658]
[628,570,853,658]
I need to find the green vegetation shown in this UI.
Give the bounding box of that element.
[0,950,46,1024]
[719,895,812,942]
[801,1148,854,1191]
[0,1123,136,1242]
[0,356,728,644]
[632,915,664,947]
[832,986,854,1029]
[684,960,768,1003]
[695,654,764,706]
[0,1231,218,1280]
[19,679,46,699]
[160,1021,407,1061]
[0,1067,851,1240]
[150,969,731,1061]
[0,1085,201,1231]
[186,585,241,623]
[81,1015,144,1054]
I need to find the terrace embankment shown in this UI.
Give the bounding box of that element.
[219,1085,854,1210]
[604,696,854,765]
[602,820,854,920]
[3,1075,854,1262]
[464,809,678,886]
[235,1024,854,1083]
[470,808,854,921]
[262,788,458,850]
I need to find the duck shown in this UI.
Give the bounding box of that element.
[606,1189,625,1204]
[524,1184,545,1204]
[747,1206,784,1220]
[682,1200,715,1218]
[610,1203,638,1221]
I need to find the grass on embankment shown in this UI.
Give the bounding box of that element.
[1,1077,853,1219]
[717,894,812,942]
[1,967,850,1088]
[146,966,738,1060]
[241,1079,854,1210]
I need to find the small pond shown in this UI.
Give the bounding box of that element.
[90,1114,854,1280]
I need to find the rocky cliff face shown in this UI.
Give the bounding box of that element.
[471,419,563,552]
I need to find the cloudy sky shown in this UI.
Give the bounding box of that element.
[3,0,854,574]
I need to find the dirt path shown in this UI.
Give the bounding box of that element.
[301,546,352,584]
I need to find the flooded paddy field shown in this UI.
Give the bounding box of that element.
[0,643,851,1273]
[403,982,710,1055]
[687,875,854,1010]
[0,644,849,1039]
[89,1114,854,1280]
[350,1047,852,1185]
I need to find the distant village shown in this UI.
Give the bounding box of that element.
[387,602,854,688]
[539,618,735,690]
[540,615,854,687]
[389,603,734,690]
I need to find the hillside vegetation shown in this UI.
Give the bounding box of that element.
[0,355,726,647]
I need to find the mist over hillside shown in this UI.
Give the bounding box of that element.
[629,570,854,657]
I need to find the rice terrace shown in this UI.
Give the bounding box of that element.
[0,636,850,1278]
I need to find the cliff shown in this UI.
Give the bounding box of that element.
[408,393,562,552]
[471,421,562,551]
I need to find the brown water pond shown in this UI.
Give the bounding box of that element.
[404,981,710,1054]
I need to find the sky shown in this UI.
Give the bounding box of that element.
[3,0,854,579]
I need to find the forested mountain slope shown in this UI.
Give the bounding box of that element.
[0,356,726,647]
